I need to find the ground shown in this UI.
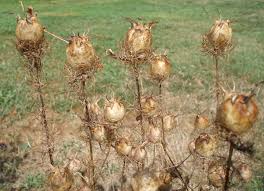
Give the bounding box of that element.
[0,0,264,190]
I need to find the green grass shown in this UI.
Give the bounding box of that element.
[0,0,263,189]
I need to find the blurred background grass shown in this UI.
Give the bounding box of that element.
[0,0,263,190]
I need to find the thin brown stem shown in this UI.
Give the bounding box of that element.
[34,59,54,166]
[214,55,220,107]
[121,158,126,190]
[224,142,234,191]
[80,79,95,190]
[133,62,144,140]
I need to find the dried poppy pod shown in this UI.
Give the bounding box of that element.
[66,34,101,73]
[115,138,132,156]
[104,98,125,123]
[48,166,74,191]
[147,124,161,143]
[130,146,147,162]
[16,7,44,43]
[150,54,171,81]
[216,92,259,135]
[237,163,252,182]
[131,169,172,191]
[195,133,217,157]
[124,19,155,56]
[163,114,176,131]
[92,125,107,143]
[194,115,209,129]
[88,100,101,116]
[208,19,232,49]
[208,161,226,188]
[141,96,157,114]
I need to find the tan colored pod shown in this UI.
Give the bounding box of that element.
[150,55,171,81]
[194,115,209,129]
[104,98,125,123]
[195,133,217,157]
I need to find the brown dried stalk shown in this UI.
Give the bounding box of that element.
[214,55,220,107]
[80,79,95,190]
[223,142,234,191]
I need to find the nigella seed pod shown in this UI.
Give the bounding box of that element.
[92,125,107,143]
[194,115,209,129]
[104,98,125,123]
[141,96,157,114]
[115,138,132,156]
[150,55,171,81]
[88,100,101,116]
[163,114,176,131]
[208,161,226,188]
[130,146,147,162]
[208,19,232,50]
[195,133,217,157]
[67,158,85,174]
[216,92,259,135]
[48,166,74,191]
[124,19,155,55]
[237,163,252,182]
[147,124,161,143]
[16,7,44,43]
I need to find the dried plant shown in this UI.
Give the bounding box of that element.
[16,6,54,165]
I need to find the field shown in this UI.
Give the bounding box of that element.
[0,0,264,190]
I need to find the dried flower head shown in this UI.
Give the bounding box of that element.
[115,138,132,156]
[194,115,209,129]
[208,161,227,188]
[147,124,161,143]
[141,96,157,115]
[163,114,176,131]
[104,98,125,123]
[150,54,171,81]
[202,19,232,56]
[195,133,217,157]
[216,92,258,135]
[66,34,102,75]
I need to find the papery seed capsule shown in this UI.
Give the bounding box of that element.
[163,114,176,131]
[208,161,226,188]
[67,158,85,174]
[194,115,209,129]
[16,7,44,43]
[195,133,217,157]
[150,55,171,81]
[124,20,155,54]
[130,146,147,162]
[147,124,161,143]
[48,167,74,191]
[141,96,157,114]
[104,98,125,123]
[92,125,107,143]
[208,19,232,50]
[216,92,258,135]
[237,163,252,182]
[115,138,132,156]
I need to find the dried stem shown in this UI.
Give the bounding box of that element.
[80,79,95,190]
[214,55,220,107]
[121,158,126,190]
[133,62,144,140]
[44,29,69,44]
[223,142,234,191]
[35,63,54,165]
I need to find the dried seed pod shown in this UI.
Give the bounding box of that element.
[16,7,44,43]
[237,163,252,182]
[141,96,157,114]
[66,34,101,72]
[92,125,107,143]
[208,161,226,188]
[194,115,209,129]
[89,100,101,116]
[208,19,232,50]
[188,140,196,154]
[147,124,161,143]
[216,92,259,135]
[150,54,171,81]
[124,20,155,55]
[195,133,217,157]
[115,138,132,156]
[104,98,125,123]
[131,169,172,191]
[130,146,147,162]
[67,158,85,174]
[48,167,74,191]
[163,114,176,131]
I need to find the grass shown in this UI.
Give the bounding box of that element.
[0,0,263,190]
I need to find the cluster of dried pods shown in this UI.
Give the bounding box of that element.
[15,5,261,191]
